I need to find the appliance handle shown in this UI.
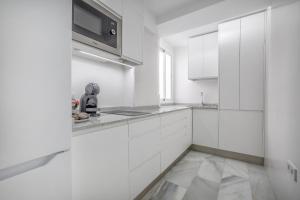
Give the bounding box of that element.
[0,151,67,181]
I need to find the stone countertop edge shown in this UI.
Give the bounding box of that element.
[168,103,219,110]
[72,106,191,135]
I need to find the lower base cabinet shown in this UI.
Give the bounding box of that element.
[72,125,129,200]
[161,109,192,171]
[193,109,219,148]
[219,110,264,157]
[71,108,193,200]
[129,109,192,199]
[129,154,161,199]
[0,152,71,200]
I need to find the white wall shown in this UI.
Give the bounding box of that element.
[174,47,218,104]
[265,2,300,200]
[144,9,157,34]
[72,56,134,108]
[134,28,160,106]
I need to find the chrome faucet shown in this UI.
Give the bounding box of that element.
[201,92,204,105]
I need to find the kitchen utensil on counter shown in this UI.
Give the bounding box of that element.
[72,112,90,123]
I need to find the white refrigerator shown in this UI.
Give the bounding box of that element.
[0,0,72,199]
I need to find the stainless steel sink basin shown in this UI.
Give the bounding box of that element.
[101,110,151,116]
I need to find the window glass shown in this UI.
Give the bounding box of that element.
[165,54,172,99]
[159,49,173,102]
[159,51,165,99]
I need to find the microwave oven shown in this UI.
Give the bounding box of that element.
[72,0,122,56]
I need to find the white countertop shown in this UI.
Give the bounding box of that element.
[72,105,191,133]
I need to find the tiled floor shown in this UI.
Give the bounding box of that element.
[142,151,276,200]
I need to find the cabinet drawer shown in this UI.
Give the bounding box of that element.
[161,130,186,171]
[129,117,160,139]
[130,154,160,199]
[161,110,190,127]
[129,129,160,170]
[161,118,187,138]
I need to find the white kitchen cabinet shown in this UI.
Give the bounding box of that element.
[240,12,265,111]
[219,19,241,110]
[129,117,161,170]
[203,32,219,77]
[188,32,218,80]
[122,0,144,64]
[129,154,160,200]
[219,12,265,111]
[0,152,71,200]
[161,109,192,171]
[72,125,129,200]
[193,109,219,148]
[219,110,264,157]
[188,36,204,79]
[97,0,123,17]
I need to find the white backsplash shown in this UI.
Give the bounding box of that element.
[72,55,134,108]
[174,47,219,104]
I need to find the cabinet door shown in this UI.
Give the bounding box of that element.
[240,12,265,111]
[72,125,129,200]
[161,110,191,171]
[98,0,123,16]
[219,110,264,157]
[130,154,160,200]
[129,117,161,170]
[122,0,143,63]
[219,19,241,110]
[0,152,71,200]
[193,110,219,148]
[188,36,204,80]
[185,109,193,149]
[203,32,219,77]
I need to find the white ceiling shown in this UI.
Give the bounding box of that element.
[144,0,224,24]
[163,22,219,47]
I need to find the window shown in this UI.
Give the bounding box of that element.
[159,49,173,103]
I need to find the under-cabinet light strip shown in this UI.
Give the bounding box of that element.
[78,50,133,68]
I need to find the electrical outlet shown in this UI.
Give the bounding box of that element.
[293,168,298,182]
[287,160,298,183]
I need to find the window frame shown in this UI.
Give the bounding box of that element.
[159,48,174,104]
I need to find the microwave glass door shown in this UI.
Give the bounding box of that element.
[73,0,118,49]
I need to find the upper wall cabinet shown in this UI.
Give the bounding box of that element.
[122,0,144,64]
[240,12,265,111]
[188,32,218,80]
[219,19,241,110]
[96,0,123,17]
[219,12,265,111]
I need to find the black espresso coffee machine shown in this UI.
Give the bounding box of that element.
[80,83,100,116]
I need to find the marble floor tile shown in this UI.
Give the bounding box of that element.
[141,179,166,200]
[197,156,225,184]
[144,151,275,200]
[218,176,252,200]
[181,151,212,163]
[165,160,201,188]
[183,177,219,200]
[150,181,186,200]
[247,164,276,200]
[222,159,249,180]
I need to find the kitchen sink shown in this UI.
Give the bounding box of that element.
[101,110,151,116]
